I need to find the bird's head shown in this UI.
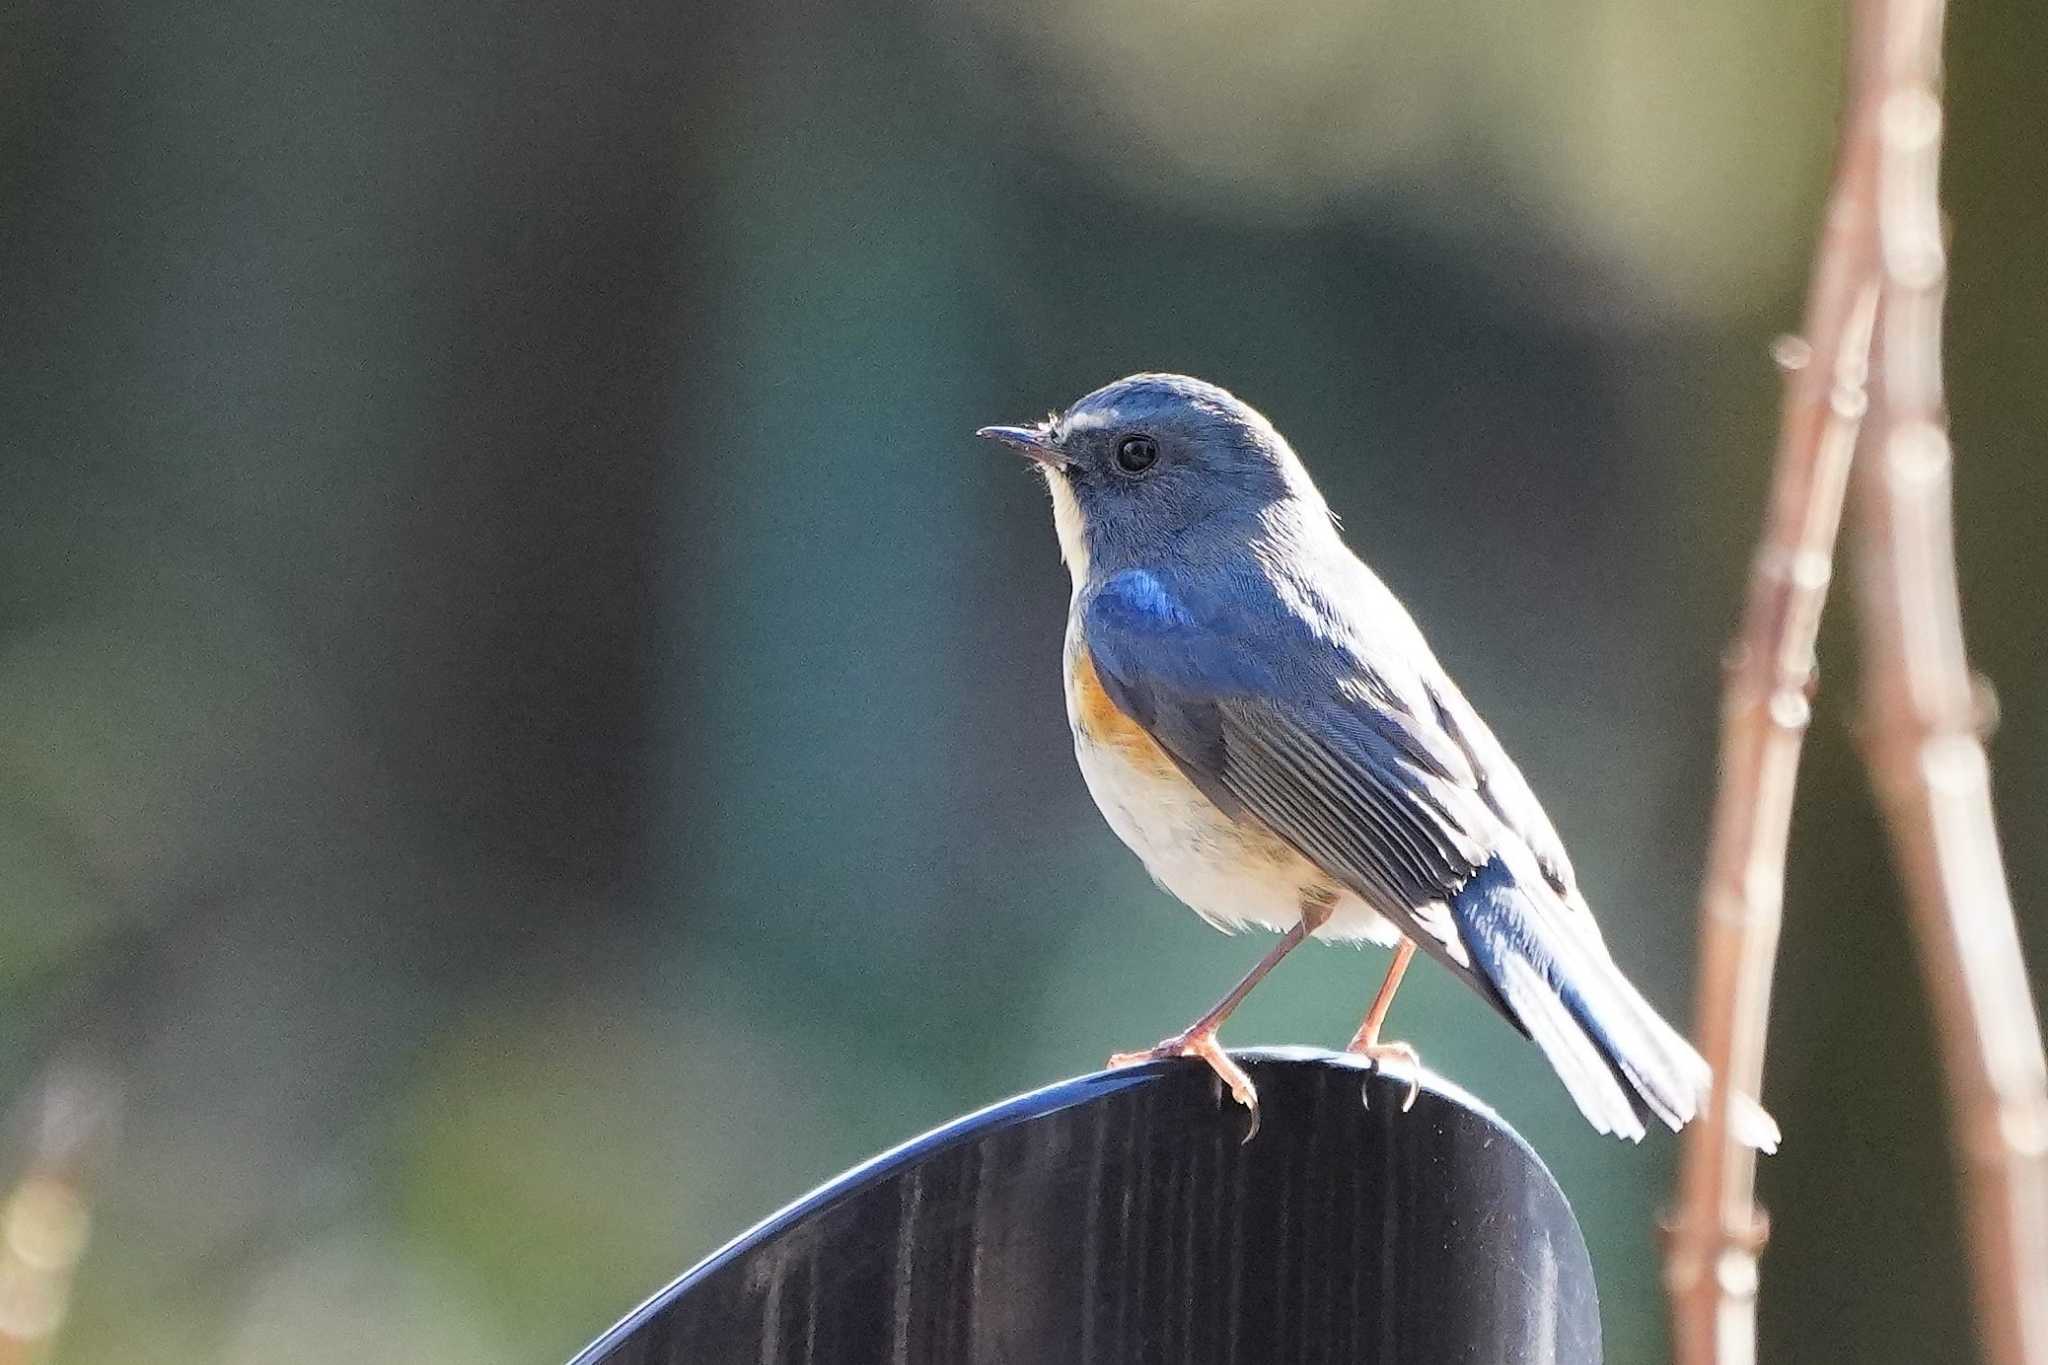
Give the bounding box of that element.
[978,373,1327,584]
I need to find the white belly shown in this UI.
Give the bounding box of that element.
[1064,635,1397,946]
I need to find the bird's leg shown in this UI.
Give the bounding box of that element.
[1108,894,1334,1137]
[1346,938,1421,1110]
[1104,924,1304,1105]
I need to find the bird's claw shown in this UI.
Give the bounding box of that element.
[1350,1039,1422,1112]
[1108,1029,1262,1141]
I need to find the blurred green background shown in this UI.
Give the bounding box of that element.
[2,1,2043,1361]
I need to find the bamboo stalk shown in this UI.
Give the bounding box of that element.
[1664,17,1885,1362]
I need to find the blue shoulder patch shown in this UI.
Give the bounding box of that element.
[1085,567,1280,704]
[1093,569,1195,632]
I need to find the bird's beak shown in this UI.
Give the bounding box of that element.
[976,424,1068,470]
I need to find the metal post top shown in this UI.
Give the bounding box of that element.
[572,1048,1599,1365]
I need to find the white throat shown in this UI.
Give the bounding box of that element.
[1045,472,1090,594]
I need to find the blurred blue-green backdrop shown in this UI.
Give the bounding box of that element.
[2,1,2043,1361]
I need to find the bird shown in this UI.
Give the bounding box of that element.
[978,373,1778,1149]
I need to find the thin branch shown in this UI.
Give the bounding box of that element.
[0,1066,118,1365]
[1852,0,2048,1357]
[1665,22,1886,1365]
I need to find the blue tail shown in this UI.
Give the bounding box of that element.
[1454,855,1779,1149]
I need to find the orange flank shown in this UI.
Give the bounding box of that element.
[1070,646,1177,776]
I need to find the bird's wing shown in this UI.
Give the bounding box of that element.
[1317,555,1601,932]
[1081,566,1510,973]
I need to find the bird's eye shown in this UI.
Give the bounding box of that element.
[1115,434,1159,475]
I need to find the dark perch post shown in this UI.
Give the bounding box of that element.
[569,1050,1599,1364]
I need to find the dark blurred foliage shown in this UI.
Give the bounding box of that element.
[0,1,2041,1361]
